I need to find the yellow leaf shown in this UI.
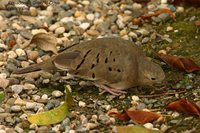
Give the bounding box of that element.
[27,86,72,125]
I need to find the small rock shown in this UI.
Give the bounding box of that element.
[86,14,95,21]
[78,101,86,107]
[86,30,99,36]
[14,126,24,133]
[79,23,90,30]
[7,51,17,59]
[0,130,6,133]
[11,85,23,94]
[41,94,48,100]
[142,37,150,44]
[176,6,184,13]
[26,102,36,109]
[32,29,47,35]
[52,90,63,98]
[11,105,21,112]
[32,95,40,101]
[29,7,38,17]
[0,78,9,89]
[28,51,39,61]
[143,123,154,129]
[49,23,60,31]
[166,26,173,32]
[55,27,65,34]
[132,3,142,10]
[158,50,167,55]
[21,61,30,68]
[85,123,98,130]
[132,95,140,102]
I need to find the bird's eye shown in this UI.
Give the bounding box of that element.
[151,77,156,80]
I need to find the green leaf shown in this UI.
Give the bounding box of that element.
[0,91,5,103]
[117,126,163,133]
[27,85,72,125]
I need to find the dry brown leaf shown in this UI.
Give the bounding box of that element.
[168,0,200,7]
[30,33,58,54]
[156,53,200,72]
[166,99,200,116]
[126,110,161,124]
[108,110,161,124]
[141,8,176,21]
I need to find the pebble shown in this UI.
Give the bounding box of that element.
[143,123,154,129]
[11,85,23,94]
[55,27,65,34]
[78,101,86,107]
[131,95,140,102]
[7,51,17,59]
[31,29,47,35]
[166,26,173,32]
[52,90,63,98]
[26,102,36,110]
[49,23,60,31]
[142,37,150,44]
[85,123,98,130]
[14,126,24,133]
[0,78,9,89]
[86,30,99,36]
[21,61,30,68]
[176,6,184,13]
[0,130,6,133]
[86,14,95,21]
[41,94,48,100]
[79,23,90,30]
[11,105,21,112]
[29,7,38,17]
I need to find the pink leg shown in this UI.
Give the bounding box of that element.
[97,85,127,96]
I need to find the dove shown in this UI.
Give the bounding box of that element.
[13,37,165,95]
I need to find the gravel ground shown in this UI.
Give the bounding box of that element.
[0,0,200,133]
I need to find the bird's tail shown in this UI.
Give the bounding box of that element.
[13,57,56,74]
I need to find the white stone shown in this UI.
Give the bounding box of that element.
[11,105,21,112]
[166,26,173,32]
[176,6,184,13]
[60,17,74,23]
[161,0,167,4]
[49,23,60,31]
[172,112,180,118]
[26,102,36,110]
[23,83,36,90]
[32,95,40,101]
[0,73,7,79]
[143,123,154,129]
[32,29,47,35]
[11,85,24,94]
[86,14,95,21]
[41,94,48,100]
[0,130,6,133]
[0,43,8,50]
[52,90,64,97]
[131,95,140,102]
[15,48,26,56]
[79,23,90,30]
[7,51,17,59]
[21,61,30,68]
[132,3,142,10]
[158,50,167,55]
[78,101,86,107]
[82,0,90,5]
[55,27,65,34]
[69,130,76,133]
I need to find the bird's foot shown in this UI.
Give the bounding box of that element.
[98,85,127,96]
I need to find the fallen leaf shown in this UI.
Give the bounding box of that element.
[126,110,161,124]
[27,85,72,125]
[30,33,58,54]
[108,110,161,124]
[166,99,200,116]
[141,8,176,21]
[108,111,130,121]
[156,53,200,72]
[117,125,163,133]
[0,91,5,103]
